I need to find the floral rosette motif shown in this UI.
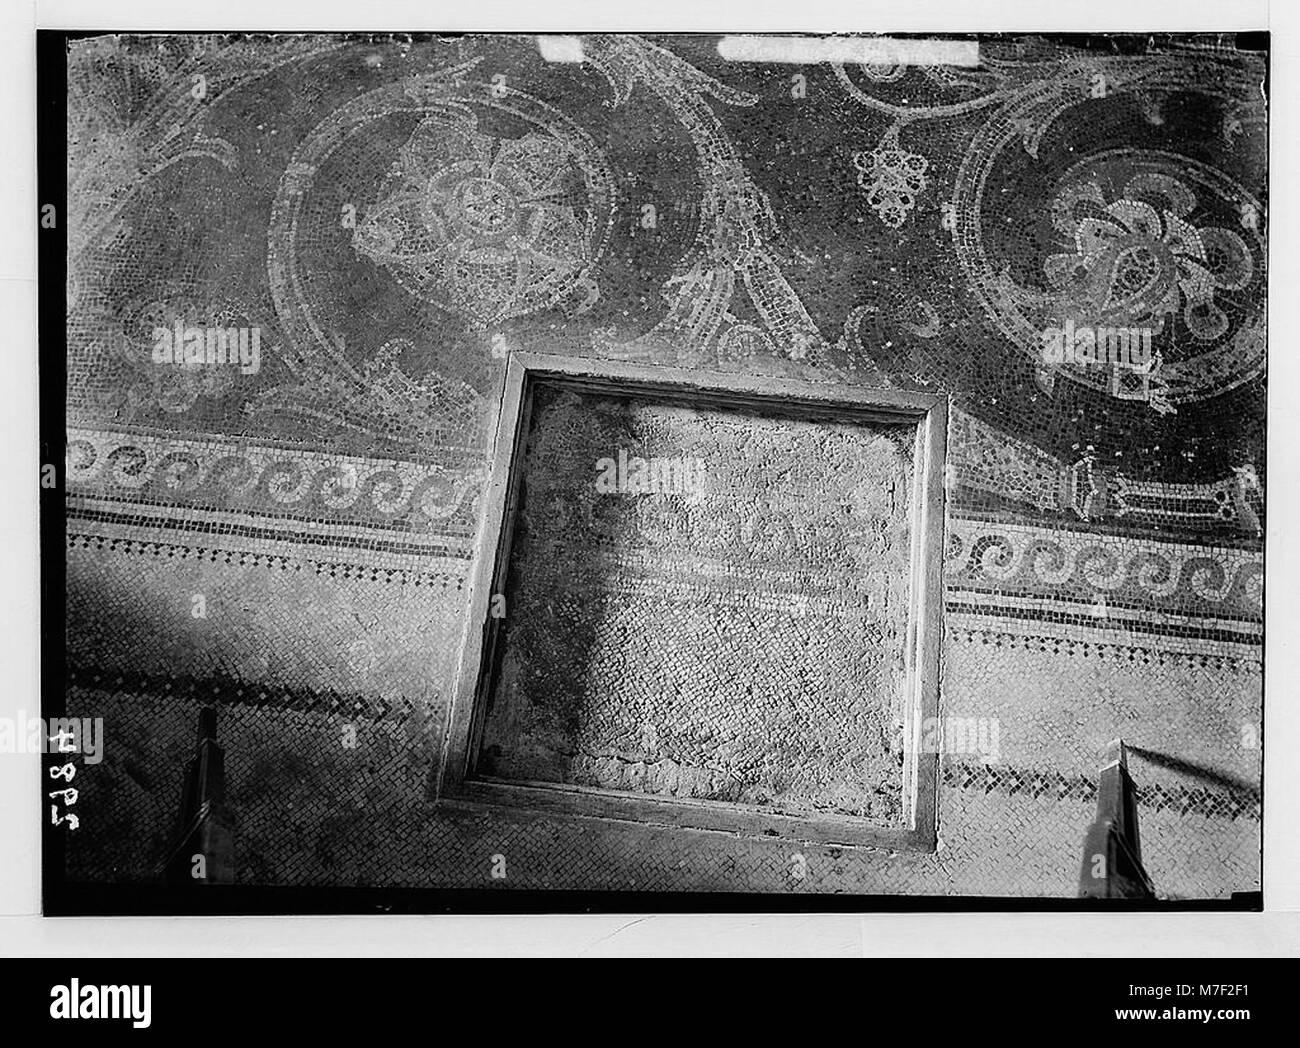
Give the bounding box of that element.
[353,116,598,329]
[1045,169,1254,343]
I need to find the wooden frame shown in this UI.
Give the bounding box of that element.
[435,353,948,852]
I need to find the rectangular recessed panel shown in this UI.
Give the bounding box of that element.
[477,382,919,827]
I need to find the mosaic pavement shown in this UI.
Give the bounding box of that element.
[59,32,1266,899]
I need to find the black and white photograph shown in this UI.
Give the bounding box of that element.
[0,0,1297,991]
